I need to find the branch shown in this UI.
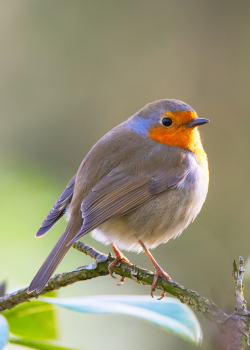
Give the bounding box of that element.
[1,242,250,349]
[0,241,229,332]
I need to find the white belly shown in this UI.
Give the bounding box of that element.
[91,165,208,253]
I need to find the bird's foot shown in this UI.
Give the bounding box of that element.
[109,244,129,285]
[138,239,170,300]
[151,265,170,300]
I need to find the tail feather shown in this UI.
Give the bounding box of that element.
[28,218,79,294]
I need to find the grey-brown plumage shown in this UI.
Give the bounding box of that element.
[36,176,76,237]
[28,99,209,294]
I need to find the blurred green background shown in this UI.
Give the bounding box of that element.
[1,1,250,349]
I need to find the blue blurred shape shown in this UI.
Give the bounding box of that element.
[0,315,8,350]
[40,295,202,344]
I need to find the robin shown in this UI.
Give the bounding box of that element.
[28,99,209,299]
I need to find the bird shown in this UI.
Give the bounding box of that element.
[27,99,209,299]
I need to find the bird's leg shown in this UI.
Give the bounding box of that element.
[138,240,170,300]
[108,243,129,285]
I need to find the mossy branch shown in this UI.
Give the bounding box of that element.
[0,243,249,349]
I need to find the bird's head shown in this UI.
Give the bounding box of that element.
[127,99,209,171]
[128,99,209,145]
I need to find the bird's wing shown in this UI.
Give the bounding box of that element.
[36,175,76,237]
[69,165,188,243]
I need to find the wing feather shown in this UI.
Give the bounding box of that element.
[36,175,76,237]
[69,164,188,243]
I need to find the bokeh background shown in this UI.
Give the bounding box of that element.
[1,1,250,349]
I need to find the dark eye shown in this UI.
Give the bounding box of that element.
[161,117,173,127]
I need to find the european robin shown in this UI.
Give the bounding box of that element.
[28,99,209,298]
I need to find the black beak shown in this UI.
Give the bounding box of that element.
[185,118,210,128]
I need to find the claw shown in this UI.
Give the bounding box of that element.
[150,267,170,299]
[157,291,166,300]
[108,256,121,279]
[117,276,126,286]
[109,244,129,281]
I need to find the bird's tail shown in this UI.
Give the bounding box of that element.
[27,217,79,294]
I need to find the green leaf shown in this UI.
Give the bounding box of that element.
[0,315,8,350]
[9,336,82,350]
[40,295,202,344]
[3,292,57,340]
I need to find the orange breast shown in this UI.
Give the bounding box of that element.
[149,122,209,178]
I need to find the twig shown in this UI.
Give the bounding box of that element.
[227,257,250,350]
[235,257,247,312]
